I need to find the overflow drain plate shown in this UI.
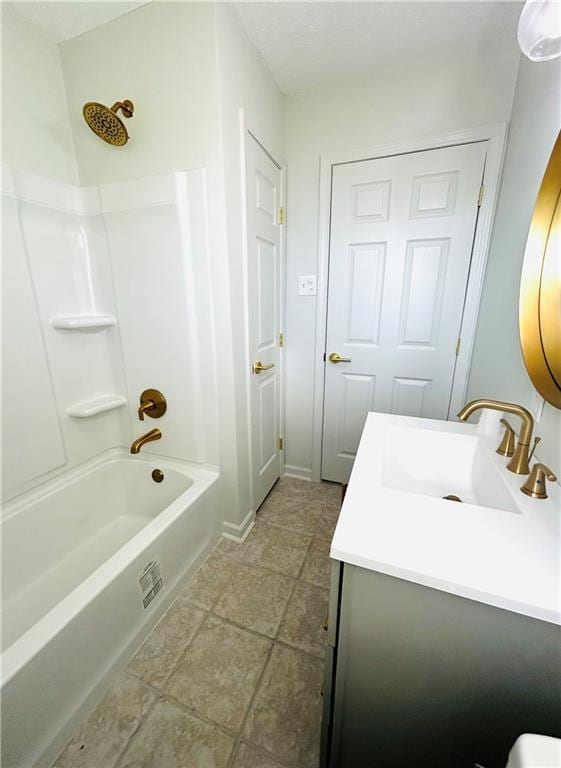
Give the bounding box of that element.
[152,469,164,483]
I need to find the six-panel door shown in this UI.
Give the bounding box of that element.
[322,142,487,482]
[246,135,282,509]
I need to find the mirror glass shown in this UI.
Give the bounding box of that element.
[519,131,561,409]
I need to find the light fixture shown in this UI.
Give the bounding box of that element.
[518,0,561,61]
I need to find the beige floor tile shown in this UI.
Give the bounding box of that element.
[257,496,322,536]
[215,536,249,560]
[166,616,271,732]
[231,741,286,768]
[323,482,343,505]
[244,524,311,577]
[277,582,329,659]
[273,477,308,494]
[315,506,340,543]
[54,674,155,768]
[299,538,332,588]
[179,551,235,611]
[213,561,294,638]
[274,478,332,504]
[118,699,234,768]
[243,644,323,767]
[126,600,205,689]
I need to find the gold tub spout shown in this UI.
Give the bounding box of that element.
[457,399,534,475]
[130,428,161,454]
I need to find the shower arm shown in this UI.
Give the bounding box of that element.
[110,101,134,118]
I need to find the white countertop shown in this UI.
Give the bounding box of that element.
[331,412,561,625]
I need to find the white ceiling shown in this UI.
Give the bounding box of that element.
[9,1,151,42]
[8,0,521,92]
[234,1,522,94]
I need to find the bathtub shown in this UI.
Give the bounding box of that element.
[1,449,220,767]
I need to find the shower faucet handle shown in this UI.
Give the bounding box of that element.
[138,389,167,421]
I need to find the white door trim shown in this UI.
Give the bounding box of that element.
[239,109,286,515]
[311,123,508,482]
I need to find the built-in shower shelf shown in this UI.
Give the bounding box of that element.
[66,395,127,418]
[51,314,117,331]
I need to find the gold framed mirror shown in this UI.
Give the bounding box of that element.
[519,131,561,409]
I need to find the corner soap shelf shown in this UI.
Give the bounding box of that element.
[66,395,127,418]
[51,314,116,331]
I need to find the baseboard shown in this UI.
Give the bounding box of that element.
[222,508,255,542]
[283,464,313,481]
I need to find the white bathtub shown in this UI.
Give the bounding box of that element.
[1,449,220,767]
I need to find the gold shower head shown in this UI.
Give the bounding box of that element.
[82,100,134,146]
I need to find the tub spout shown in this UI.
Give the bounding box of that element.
[130,428,161,454]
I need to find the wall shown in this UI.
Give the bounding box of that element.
[284,47,520,478]
[60,2,285,535]
[1,165,214,504]
[214,4,285,533]
[468,56,561,472]
[102,170,218,467]
[1,6,125,501]
[1,168,131,502]
[60,2,219,186]
[1,5,78,185]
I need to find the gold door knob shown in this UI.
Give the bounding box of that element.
[328,352,352,364]
[253,361,275,374]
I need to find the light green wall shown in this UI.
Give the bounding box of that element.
[468,56,561,472]
[59,2,220,185]
[1,4,78,184]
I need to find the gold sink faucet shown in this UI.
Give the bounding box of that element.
[457,399,534,475]
[130,428,161,454]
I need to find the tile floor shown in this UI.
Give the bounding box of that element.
[54,477,342,768]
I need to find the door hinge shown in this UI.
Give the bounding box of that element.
[278,206,285,225]
[477,184,484,208]
[278,437,283,450]
[455,337,461,356]
[279,332,284,348]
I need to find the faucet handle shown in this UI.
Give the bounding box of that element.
[138,389,167,421]
[521,463,557,499]
[496,418,516,457]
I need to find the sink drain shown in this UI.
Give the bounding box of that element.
[443,494,462,502]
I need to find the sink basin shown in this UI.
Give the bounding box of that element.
[382,424,519,513]
[507,734,561,768]
[330,410,561,626]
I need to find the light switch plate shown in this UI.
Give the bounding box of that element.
[298,275,317,296]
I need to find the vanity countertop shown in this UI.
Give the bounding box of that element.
[331,412,561,625]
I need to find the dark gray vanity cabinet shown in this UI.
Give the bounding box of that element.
[321,562,561,768]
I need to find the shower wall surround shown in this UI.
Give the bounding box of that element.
[1,164,218,504]
[3,1,285,536]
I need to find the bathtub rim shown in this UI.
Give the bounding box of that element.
[1,448,219,685]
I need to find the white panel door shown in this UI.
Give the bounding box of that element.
[246,135,282,509]
[322,142,487,482]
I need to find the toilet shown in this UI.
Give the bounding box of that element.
[506,734,561,767]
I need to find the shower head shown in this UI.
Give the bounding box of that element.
[82,100,134,146]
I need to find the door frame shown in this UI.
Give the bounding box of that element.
[311,123,508,482]
[239,108,287,515]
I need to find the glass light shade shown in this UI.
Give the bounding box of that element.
[518,0,561,61]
